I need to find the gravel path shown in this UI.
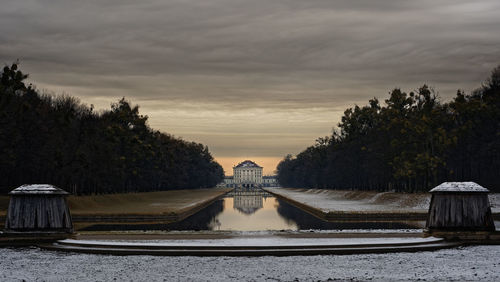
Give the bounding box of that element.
[1,245,499,281]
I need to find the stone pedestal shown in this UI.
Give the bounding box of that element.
[4,184,73,234]
[426,182,495,232]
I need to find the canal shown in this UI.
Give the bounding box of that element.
[81,189,423,231]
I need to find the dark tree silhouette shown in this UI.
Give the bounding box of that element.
[0,63,224,194]
[278,66,500,192]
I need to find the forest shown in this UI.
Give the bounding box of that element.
[277,65,500,192]
[0,63,224,195]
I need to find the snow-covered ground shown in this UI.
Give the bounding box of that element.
[490,193,500,212]
[60,236,440,247]
[266,188,500,213]
[265,188,429,212]
[1,245,498,281]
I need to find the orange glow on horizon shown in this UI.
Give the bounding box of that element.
[215,157,282,176]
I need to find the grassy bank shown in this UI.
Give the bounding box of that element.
[0,188,231,216]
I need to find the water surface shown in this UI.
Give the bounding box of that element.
[81,189,423,231]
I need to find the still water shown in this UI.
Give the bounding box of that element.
[81,189,423,231]
[209,190,297,231]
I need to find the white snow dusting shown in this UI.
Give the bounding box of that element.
[59,236,441,247]
[265,188,500,213]
[265,188,429,213]
[0,245,498,281]
[9,184,69,195]
[430,182,489,192]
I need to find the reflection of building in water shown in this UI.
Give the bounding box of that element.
[233,193,263,215]
[232,190,269,215]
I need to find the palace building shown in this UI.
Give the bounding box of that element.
[216,160,279,188]
[262,175,279,187]
[233,160,263,188]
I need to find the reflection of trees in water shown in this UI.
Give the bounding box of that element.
[79,197,420,232]
[80,199,224,231]
[276,199,333,230]
[276,199,419,230]
[165,199,224,231]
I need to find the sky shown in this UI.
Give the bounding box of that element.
[1,0,500,175]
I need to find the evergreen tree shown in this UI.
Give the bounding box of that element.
[278,65,500,192]
[0,63,224,194]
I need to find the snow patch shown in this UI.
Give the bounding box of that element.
[1,245,499,281]
[60,236,441,247]
[266,188,429,212]
[430,182,488,192]
[9,184,69,195]
[266,187,499,213]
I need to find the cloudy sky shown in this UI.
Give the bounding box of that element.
[1,0,499,174]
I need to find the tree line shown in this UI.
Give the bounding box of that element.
[0,63,224,195]
[277,66,500,192]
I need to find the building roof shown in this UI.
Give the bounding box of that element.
[234,160,262,168]
[429,182,489,193]
[235,206,261,215]
[9,184,70,195]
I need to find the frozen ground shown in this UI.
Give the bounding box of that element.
[0,245,499,281]
[265,188,429,212]
[266,188,500,213]
[60,236,440,247]
[490,193,500,212]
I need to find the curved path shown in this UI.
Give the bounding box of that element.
[40,237,460,256]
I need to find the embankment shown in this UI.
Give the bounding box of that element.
[0,188,232,229]
[264,188,500,222]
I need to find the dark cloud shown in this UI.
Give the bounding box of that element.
[1,0,500,167]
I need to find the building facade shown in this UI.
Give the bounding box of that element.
[217,160,280,188]
[262,175,279,187]
[233,160,263,188]
[217,176,235,188]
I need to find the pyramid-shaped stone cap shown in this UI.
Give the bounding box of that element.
[9,184,70,195]
[429,182,489,193]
